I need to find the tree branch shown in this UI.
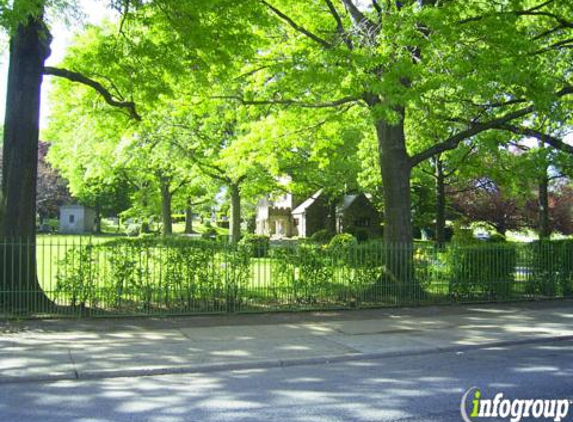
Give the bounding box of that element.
[498,125,573,155]
[324,0,354,49]
[216,94,358,109]
[410,85,573,167]
[410,105,536,167]
[340,0,380,38]
[43,66,141,121]
[259,0,333,48]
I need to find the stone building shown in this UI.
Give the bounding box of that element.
[291,190,331,238]
[59,205,96,234]
[255,192,301,238]
[256,190,382,239]
[336,193,383,239]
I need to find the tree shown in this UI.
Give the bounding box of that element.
[241,106,367,232]
[201,0,572,247]
[50,0,571,292]
[162,98,274,243]
[452,180,527,236]
[36,142,71,222]
[0,0,140,310]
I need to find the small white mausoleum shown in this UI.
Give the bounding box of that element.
[59,205,96,234]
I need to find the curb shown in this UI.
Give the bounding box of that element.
[2,334,573,385]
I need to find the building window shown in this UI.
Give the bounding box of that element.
[354,218,370,227]
[69,214,75,224]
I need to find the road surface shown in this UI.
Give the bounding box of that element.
[1,339,571,422]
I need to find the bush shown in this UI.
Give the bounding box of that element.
[447,244,516,300]
[201,227,218,240]
[239,234,270,257]
[309,229,334,244]
[55,244,98,309]
[269,244,333,304]
[526,240,573,297]
[125,223,141,237]
[53,237,251,312]
[327,233,357,250]
[450,229,477,245]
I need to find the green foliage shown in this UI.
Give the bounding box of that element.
[269,242,389,306]
[55,244,98,308]
[238,234,270,258]
[268,244,333,304]
[447,244,516,300]
[201,227,218,240]
[52,238,252,312]
[309,229,333,244]
[450,228,477,245]
[526,241,573,297]
[327,233,357,250]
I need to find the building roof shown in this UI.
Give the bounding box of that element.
[292,189,323,215]
[60,204,87,209]
[336,194,360,214]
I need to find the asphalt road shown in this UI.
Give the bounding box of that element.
[1,339,572,422]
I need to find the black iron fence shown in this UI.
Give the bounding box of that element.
[1,236,572,318]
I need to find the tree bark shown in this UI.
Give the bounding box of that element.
[373,108,420,297]
[159,176,173,237]
[94,201,102,234]
[374,112,413,245]
[229,184,241,243]
[327,200,337,234]
[0,12,53,311]
[184,199,194,234]
[495,223,507,236]
[435,157,447,245]
[538,173,551,240]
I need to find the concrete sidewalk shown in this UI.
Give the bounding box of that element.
[1,300,572,384]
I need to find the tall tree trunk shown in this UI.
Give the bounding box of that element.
[184,199,194,234]
[0,12,53,311]
[374,113,413,244]
[373,108,420,298]
[141,182,150,233]
[435,157,447,245]
[327,200,337,234]
[94,201,102,234]
[538,173,551,240]
[159,177,173,237]
[229,184,241,243]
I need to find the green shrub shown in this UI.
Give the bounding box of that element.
[269,246,298,300]
[239,234,270,257]
[309,229,334,244]
[269,244,333,304]
[327,233,357,250]
[450,229,477,245]
[52,238,253,312]
[447,244,516,300]
[103,243,151,308]
[55,244,99,308]
[201,227,218,240]
[526,240,573,297]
